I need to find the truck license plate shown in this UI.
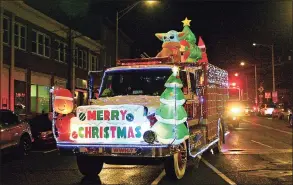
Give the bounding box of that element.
[111,148,136,154]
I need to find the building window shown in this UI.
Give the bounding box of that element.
[30,84,50,113]
[91,55,97,71]
[54,40,67,63]
[3,16,9,44]
[74,47,78,66]
[14,80,26,115]
[83,51,88,70]
[14,22,26,50]
[78,50,83,68]
[32,30,50,57]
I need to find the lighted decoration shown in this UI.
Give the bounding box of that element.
[155,30,185,62]
[207,63,229,88]
[52,87,74,114]
[180,17,202,62]
[56,113,75,141]
[68,105,150,143]
[152,67,189,145]
[197,36,208,63]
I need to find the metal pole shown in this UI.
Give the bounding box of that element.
[116,11,119,61]
[272,44,275,92]
[67,29,74,94]
[245,75,248,101]
[0,5,3,109]
[254,65,258,106]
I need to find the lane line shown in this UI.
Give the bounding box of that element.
[151,170,166,185]
[251,140,273,148]
[202,158,237,185]
[243,119,292,135]
[43,149,57,153]
[151,131,231,185]
[222,149,292,155]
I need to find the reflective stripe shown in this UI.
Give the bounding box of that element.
[54,96,73,101]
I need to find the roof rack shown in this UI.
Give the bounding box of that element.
[117,56,206,68]
[117,57,172,66]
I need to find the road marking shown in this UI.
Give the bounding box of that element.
[251,140,273,148]
[31,149,57,153]
[243,119,292,135]
[151,170,166,185]
[43,149,57,153]
[150,131,231,185]
[202,158,237,185]
[222,149,292,155]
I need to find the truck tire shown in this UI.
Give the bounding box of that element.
[164,140,187,180]
[213,123,224,154]
[76,156,104,177]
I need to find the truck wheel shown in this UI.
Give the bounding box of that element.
[164,141,187,180]
[213,123,224,154]
[76,156,104,177]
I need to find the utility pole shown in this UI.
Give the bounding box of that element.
[254,64,258,106]
[67,29,74,94]
[271,44,275,92]
[0,5,3,109]
[116,11,119,61]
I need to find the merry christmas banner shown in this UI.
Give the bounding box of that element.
[69,105,150,143]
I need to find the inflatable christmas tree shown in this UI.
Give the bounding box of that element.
[180,17,202,62]
[152,67,189,145]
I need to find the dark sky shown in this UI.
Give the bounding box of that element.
[25,0,292,89]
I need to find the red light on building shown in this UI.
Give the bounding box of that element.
[231,82,236,86]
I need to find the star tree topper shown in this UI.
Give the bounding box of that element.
[182,17,191,27]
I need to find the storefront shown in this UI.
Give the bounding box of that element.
[75,78,88,106]
[14,68,27,115]
[30,72,51,114]
[53,77,67,88]
[1,66,9,109]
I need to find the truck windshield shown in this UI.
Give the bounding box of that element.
[99,68,172,97]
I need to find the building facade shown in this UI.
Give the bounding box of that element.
[0,1,102,117]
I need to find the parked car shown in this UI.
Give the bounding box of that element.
[244,103,256,116]
[0,109,33,156]
[272,103,291,120]
[29,113,55,147]
[258,103,276,116]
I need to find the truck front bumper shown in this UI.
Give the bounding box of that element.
[57,143,173,158]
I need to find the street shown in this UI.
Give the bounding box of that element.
[1,116,292,185]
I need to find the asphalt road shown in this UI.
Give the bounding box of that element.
[1,116,292,185]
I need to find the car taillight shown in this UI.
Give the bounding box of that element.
[147,113,157,127]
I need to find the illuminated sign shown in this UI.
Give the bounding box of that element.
[70,105,149,143]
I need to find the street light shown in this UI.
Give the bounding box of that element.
[116,1,158,61]
[252,42,275,92]
[240,62,258,106]
[234,72,248,100]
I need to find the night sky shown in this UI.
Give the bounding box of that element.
[25,0,292,90]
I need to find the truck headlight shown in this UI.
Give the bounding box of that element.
[231,107,241,113]
[143,130,156,144]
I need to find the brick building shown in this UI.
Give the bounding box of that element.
[0,1,104,116]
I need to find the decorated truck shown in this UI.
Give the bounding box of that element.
[51,18,229,180]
